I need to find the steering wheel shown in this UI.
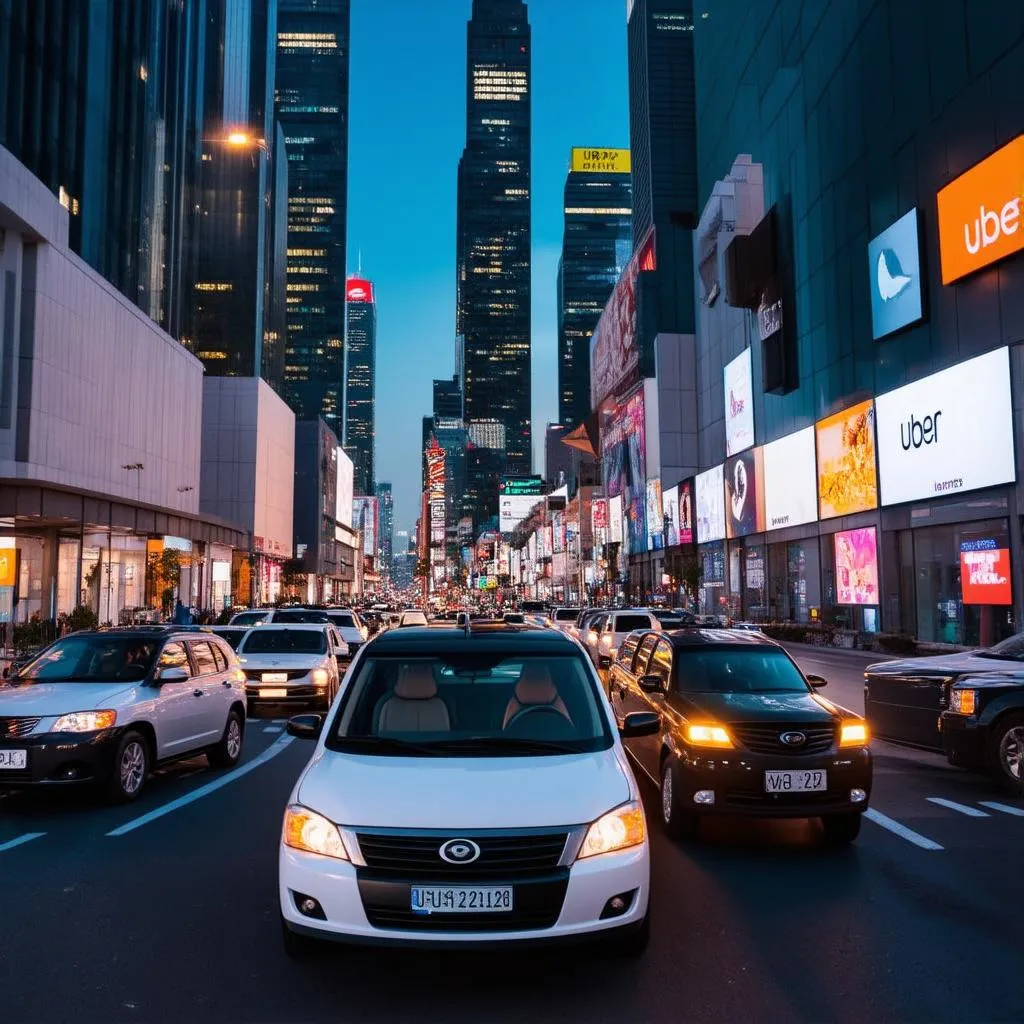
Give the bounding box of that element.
[505,704,569,729]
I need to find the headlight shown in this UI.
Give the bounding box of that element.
[577,800,646,860]
[283,805,349,860]
[684,723,733,748]
[310,668,329,686]
[51,710,117,732]
[949,689,977,716]
[840,722,869,747]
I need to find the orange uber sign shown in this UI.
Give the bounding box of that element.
[937,135,1024,284]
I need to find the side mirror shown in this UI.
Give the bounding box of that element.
[638,674,665,694]
[154,666,189,684]
[287,714,323,740]
[620,711,660,738]
[807,674,828,688]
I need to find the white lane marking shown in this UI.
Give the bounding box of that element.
[0,832,46,853]
[863,808,944,850]
[926,797,989,818]
[263,725,284,733]
[107,736,295,837]
[980,801,1024,817]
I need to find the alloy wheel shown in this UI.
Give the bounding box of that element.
[226,719,242,760]
[999,725,1024,781]
[661,764,673,823]
[120,741,146,795]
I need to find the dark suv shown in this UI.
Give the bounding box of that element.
[611,629,872,844]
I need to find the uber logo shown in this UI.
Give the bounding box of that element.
[900,411,941,451]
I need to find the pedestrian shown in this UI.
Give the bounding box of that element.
[173,599,193,625]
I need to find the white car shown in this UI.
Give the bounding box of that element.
[395,608,429,628]
[0,627,246,801]
[549,607,582,634]
[585,610,662,670]
[323,608,369,659]
[229,607,333,627]
[237,624,348,713]
[278,627,655,956]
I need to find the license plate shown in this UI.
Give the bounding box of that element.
[261,672,288,683]
[410,886,513,914]
[765,769,827,793]
[0,749,27,770]
[259,688,288,698]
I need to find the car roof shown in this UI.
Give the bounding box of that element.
[658,628,780,649]
[243,622,331,631]
[91,626,223,641]
[367,625,579,656]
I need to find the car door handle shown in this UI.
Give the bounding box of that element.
[222,680,232,688]
[193,688,204,697]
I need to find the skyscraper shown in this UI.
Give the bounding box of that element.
[275,0,351,433]
[558,148,633,429]
[189,0,288,389]
[627,0,698,336]
[457,0,532,477]
[433,376,463,420]
[344,275,376,495]
[375,482,394,574]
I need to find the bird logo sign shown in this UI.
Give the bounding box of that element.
[868,208,924,341]
[876,248,912,302]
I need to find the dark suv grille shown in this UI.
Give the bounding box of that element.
[355,830,569,881]
[731,722,835,756]
[0,717,41,739]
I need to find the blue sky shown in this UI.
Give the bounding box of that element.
[348,0,629,533]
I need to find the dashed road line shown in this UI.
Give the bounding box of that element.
[979,800,1024,817]
[106,735,295,837]
[0,832,46,853]
[926,797,990,818]
[263,725,284,734]
[863,808,944,850]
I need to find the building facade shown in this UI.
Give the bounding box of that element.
[275,0,350,432]
[558,148,633,430]
[344,275,376,495]
[433,375,463,419]
[375,481,394,574]
[293,419,345,600]
[457,0,532,478]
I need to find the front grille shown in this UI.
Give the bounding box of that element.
[355,830,569,881]
[731,722,835,756]
[358,874,569,933]
[244,669,308,683]
[0,717,41,739]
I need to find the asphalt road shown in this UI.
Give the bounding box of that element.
[1,646,1022,1024]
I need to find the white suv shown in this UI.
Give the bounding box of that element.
[278,626,656,957]
[0,627,246,801]
[585,610,661,670]
[323,608,369,659]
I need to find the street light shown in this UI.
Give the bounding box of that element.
[223,130,269,154]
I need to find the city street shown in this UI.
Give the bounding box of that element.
[1,646,1022,1024]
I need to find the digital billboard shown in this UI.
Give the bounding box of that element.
[874,347,1015,507]
[678,479,694,546]
[695,465,725,544]
[834,527,879,606]
[609,495,623,545]
[571,148,631,174]
[426,441,446,500]
[816,399,878,519]
[763,426,818,531]
[345,277,375,304]
[592,498,607,531]
[499,494,541,534]
[646,480,664,551]
[868,209,924,340]
[960,538,1012,606]
[353,497,379,559]
[601,389,647,555]
[662,484,680,548]
[335,448,353,529]
[724,447,765,538]
[724,349,755,456]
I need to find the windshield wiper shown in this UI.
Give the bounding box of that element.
[423,736,587,755]
[330,736,446,757]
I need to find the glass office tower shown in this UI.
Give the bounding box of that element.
[375,482,394,573]
[275,0,350,433]
[344,275,376,496]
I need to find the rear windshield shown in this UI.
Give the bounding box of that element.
[400,611,428,625]
[210,629,245,650]
[554,609,581,621]
[674,648,809,694]
[328,613,357,629]
[614,614,652,632]
[231,611,268,626]
[327,653,611,756]
[273,610,329,624]
[239,629,327,655]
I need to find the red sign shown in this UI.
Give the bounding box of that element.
[346,277,374,304]
[592,499,607,530]
[960,546,1012,605]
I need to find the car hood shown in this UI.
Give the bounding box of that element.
[297,746,632,829]
[865,651,1016,677]
[681,690,842,724]
[237,653,327,671]
[0,681,136,716]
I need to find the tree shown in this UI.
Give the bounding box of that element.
[280,559,306,600]
[147,549,181,615]
[678,552,703,609]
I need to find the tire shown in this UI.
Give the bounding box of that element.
[105,730,149,803]
[281,915,323,961]
[208,710,244,769]
[821,813,862,845]
[660,757,699,841]
[988,713,1024,791]
[606,909,650,958]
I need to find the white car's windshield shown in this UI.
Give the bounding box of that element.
[231,611,268,626]
[327,653,612,755]
[240,629,327,655]
[15,636,158,683]
[328,613,357,629]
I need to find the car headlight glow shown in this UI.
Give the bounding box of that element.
[51,710,117,733]
[840,722,869,746]
[949,689,976,716]
[684,723,733,748]
[310,668,329,687]
[577,800,646,860]
[283,805,349,860]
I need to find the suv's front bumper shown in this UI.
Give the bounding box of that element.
[939,713,987,768]
[0,728,122,787]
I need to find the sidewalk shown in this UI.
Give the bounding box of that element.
[783,641,894,662]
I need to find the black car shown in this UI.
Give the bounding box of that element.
[864,631,1024,752]
[941,672,1024,786]
[611,629,872,844]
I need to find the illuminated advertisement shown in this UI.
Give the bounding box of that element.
[592,498,607,531]
[695,465,725,544]
[552,512,565,555]
[590,227,656,407]
[601,389,647,554]
[499,494,540,534]
[874,348,1015,507]
[724,349,755,456]
[936,135,1024,285]
[763,426,818,531]
[335,448,353,529]
[646,479,664,551]
[571,147,631,174]
[662,485,680,548]
[834,527,879,605]
[353,497,379,559]
[609,495,624,545]
[816,400,878,519]
[725,448,766,538]
[0,546,17,588]
[346,277,375,304]
[960,538,1013,605]
[678,479,694,546]
[868,209,924,340]
[426,440,446,500]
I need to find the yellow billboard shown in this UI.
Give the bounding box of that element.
[571,148,631,174]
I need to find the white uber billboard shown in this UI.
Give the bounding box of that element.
[762,426,818,530]
[874,347,1015,507]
